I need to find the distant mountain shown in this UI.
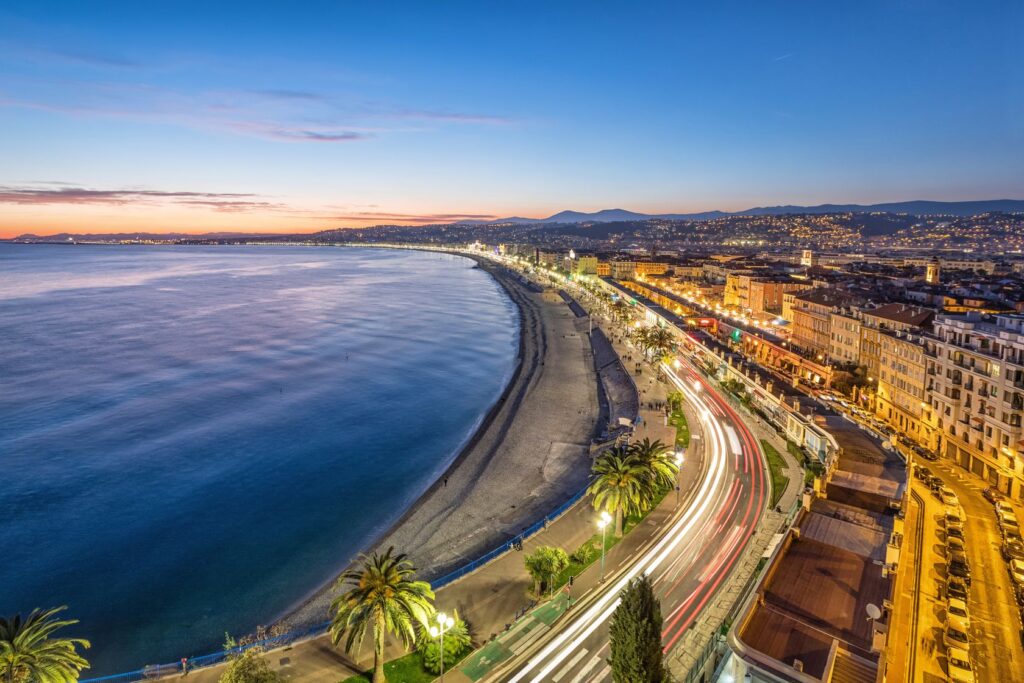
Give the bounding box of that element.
[739,199,1024,216]
[488,199,1024,224]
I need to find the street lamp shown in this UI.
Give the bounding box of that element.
[597,511,612,580]
[429,612,456,682]
[674,450,685,504]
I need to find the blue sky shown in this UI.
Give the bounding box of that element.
[0,1,1021,235]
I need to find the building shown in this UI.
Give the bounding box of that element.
[829,310,863,364]
[800,248,817,267]
[791,290,863,356]
[925,257,941,284]
[875,329,933,449]
[928,313,1024,499]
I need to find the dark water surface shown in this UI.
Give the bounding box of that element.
[0,244,518,674]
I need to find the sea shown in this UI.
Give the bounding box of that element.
[0,244,519,675]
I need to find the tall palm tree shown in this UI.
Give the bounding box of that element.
[0,606,90,683]
[588,447,651,536]
[629,438,678,492]
[329,547,435,683]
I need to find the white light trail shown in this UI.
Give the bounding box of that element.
[507,362,731,682]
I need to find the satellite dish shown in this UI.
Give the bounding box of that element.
[866,603,882,620]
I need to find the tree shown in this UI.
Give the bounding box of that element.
[524,546,570,596]
[645,327,675,362]
[329,547,435,683]
[0,606,90,683]
[629,439,678,493]
[417,610,472,675]
[588,447,651,536]
[608,575,666,683]
[218,649,281,683]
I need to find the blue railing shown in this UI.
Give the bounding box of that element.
[81,482,592,683]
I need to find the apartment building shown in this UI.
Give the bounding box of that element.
[792,290,864,355]
[875,329,933,449]
[928,313,1024,499]
[830,310,863,364]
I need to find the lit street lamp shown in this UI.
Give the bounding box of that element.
[429,612,456,682]
[597,511,612,580]
[674,450,685,504]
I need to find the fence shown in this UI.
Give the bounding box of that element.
[81,482,593,683]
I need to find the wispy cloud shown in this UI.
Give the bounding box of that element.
[321,211,498,224]
[772,52,795,62]
[47,48,142,69]
[0,68,515,144]
[0,184,287,212]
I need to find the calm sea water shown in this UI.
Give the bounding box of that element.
[0,244,518,674]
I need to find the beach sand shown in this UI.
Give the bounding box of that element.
[281,254,600,628]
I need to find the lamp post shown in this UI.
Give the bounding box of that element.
[598,511,612,580]
[429,612,455,682]
[674,450,685,504]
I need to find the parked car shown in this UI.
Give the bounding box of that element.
[947,647,974,683]
[928,476,944,492]
[984,487,1005,504]
[1002,518,1021,540]
[939,486,960,507]
[1010,559,1024,587]
[949,551,972,584]
[946,525,965,542]
[945,512,964,534]
[996,500,1014,514]
[946,536,966,554]
[946,597,970,628]
[943,619,970,649]
[946,576,969,601]
[1002,539,1024,562]
[946,575,969,601]
[915,465,932,480]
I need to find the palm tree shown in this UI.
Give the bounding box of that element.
[588,447,651,536]
[629,438,678,492]
[523,546,570,596]
[329,547,435,683]
[0,606,90,683]
[645,327,675,362]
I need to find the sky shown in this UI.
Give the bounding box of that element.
[0,0,1022,237]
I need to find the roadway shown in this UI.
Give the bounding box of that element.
[487,357,768,682]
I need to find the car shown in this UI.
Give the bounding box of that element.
[915,464,932,480]
[929,476,944,492]
[984,487,1005,504]
[949,552,972,584]
[996,501,1015,516]
[1010,559,1024,586]
[945,507,964,526]
[946,576,969,601]
[939,486,960,507]
[1002,518,1021,540]
[946,597,970,628]
[1002,539,1024,561]
[946,536,966,554]
[946,526,965,542]
[947,646,974,683]
[917,447,938,461]
[943,619,970,649]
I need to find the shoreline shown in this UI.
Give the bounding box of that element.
[278,250,600,629]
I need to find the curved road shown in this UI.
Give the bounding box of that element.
[488,357,768,682]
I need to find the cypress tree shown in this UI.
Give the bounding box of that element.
[608,574,666,683]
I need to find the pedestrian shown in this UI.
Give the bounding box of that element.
[181,658,188,676]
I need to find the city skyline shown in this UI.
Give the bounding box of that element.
[2,0,1022,238]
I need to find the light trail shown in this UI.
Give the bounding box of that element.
[507,364,730,683]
